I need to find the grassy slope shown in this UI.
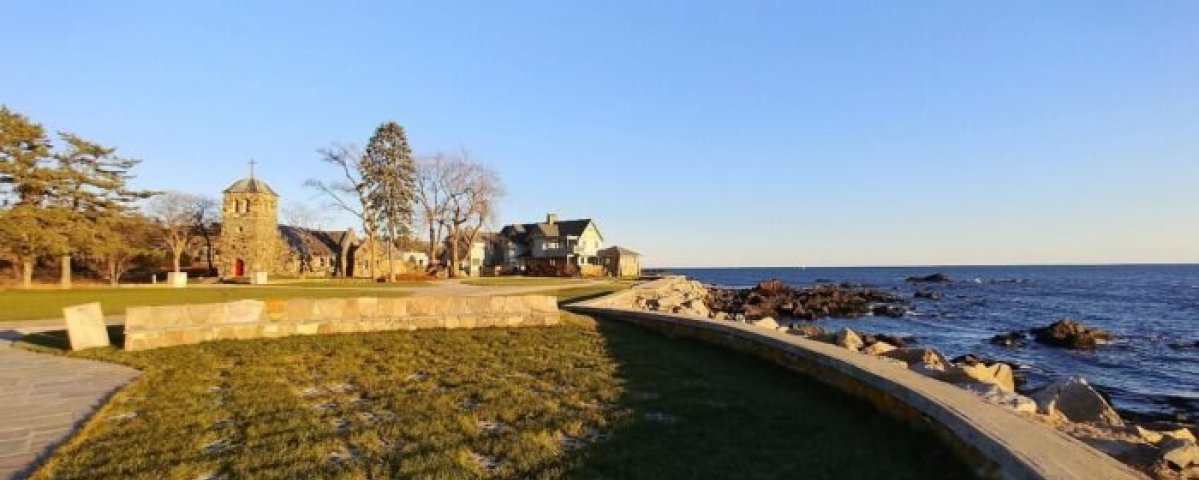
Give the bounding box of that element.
[0,287,413,322]
[22,318,972,480]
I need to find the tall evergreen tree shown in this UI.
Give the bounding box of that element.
[53,133,153,286]
[0,106,153,287]
[363,121,417,281]
[0,106,54,206]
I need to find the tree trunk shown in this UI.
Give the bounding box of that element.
[367,231,377,280]
[21,260,33,288]
[108,259,118,286]
[203,232,215,275]
[426,223,437,273]
[449,228,460,278]
[60,255,72,289]
[173,247,182,272]
[386,225,396,282]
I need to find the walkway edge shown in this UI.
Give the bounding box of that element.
[566,278,1147,480]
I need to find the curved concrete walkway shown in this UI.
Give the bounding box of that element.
[568,279,1148,480]
[0,344,139,480]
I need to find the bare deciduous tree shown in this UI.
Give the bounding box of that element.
[414,154,450,270]
[440,151,504,277]
[191,196,219,274]
[283,202,329,231]
[305,143,380,279]
[145,191,208,272]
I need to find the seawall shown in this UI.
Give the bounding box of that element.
[566,277,1145,480]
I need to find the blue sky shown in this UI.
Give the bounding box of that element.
[3,1,1197,267]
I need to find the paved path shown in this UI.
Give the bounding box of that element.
[0,346,140,480]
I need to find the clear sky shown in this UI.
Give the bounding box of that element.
[3,1,1197,267]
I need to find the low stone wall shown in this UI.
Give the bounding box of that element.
[568,279,1145,480]
[124,295,559,351]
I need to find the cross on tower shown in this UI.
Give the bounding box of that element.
[248,158,256,179]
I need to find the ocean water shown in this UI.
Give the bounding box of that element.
[665,265,1199,421]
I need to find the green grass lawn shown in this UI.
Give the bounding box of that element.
[461,277,592,287]
[19,316,972,480]
[0,287,413,322]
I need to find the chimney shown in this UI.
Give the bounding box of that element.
[546,213,558,225]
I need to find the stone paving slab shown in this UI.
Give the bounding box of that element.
[0,346,139,480]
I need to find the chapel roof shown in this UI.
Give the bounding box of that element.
[223,177,278,196]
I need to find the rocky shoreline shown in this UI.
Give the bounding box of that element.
[622,276,1199,479]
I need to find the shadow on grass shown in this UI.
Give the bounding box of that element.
[14,326,125,352]
[553,319,977,480]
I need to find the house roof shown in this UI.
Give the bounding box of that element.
[598,246,641,257]
[500,218,596,242]
[279,225,343,257]
[223,177,278,196]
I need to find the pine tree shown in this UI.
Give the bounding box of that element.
[0,107,64,286]
[0,106,153,287]
[363,121,417,281]
[0,106,54,206]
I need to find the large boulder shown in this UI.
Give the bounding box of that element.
[882,348,948,374]
[749,316,779,330]
[1135,426,1197,445]
[962,383,1037,414]
[1031,319,1113,350]
[1160,438,1199,471]
[674,300,709,318]
[787,324,827,340]
[1030,376,1124,426]
[756,279,788,295]
[941,362,1016,393]
[861,341,898,356]
[835,328,864,351]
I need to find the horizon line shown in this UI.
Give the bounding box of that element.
[646,261,1199,270]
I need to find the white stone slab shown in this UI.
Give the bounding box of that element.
[167,271,188,288]
[251,271,269,285]
[62,302,110,350]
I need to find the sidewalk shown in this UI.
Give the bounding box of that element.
[0,346,139,480]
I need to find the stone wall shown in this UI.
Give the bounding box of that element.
[124,295,560,351]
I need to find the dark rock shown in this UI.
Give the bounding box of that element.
[705,280,909,322]
[990,331,1026,348]
[861,333,915,348]
[905,273,951,283]
[788,324,827,340]
[756,279,788,295]
[871,304,907,318]
[914,289,943,300]
[950,353,1020,371]
[1031,319,1113,350]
